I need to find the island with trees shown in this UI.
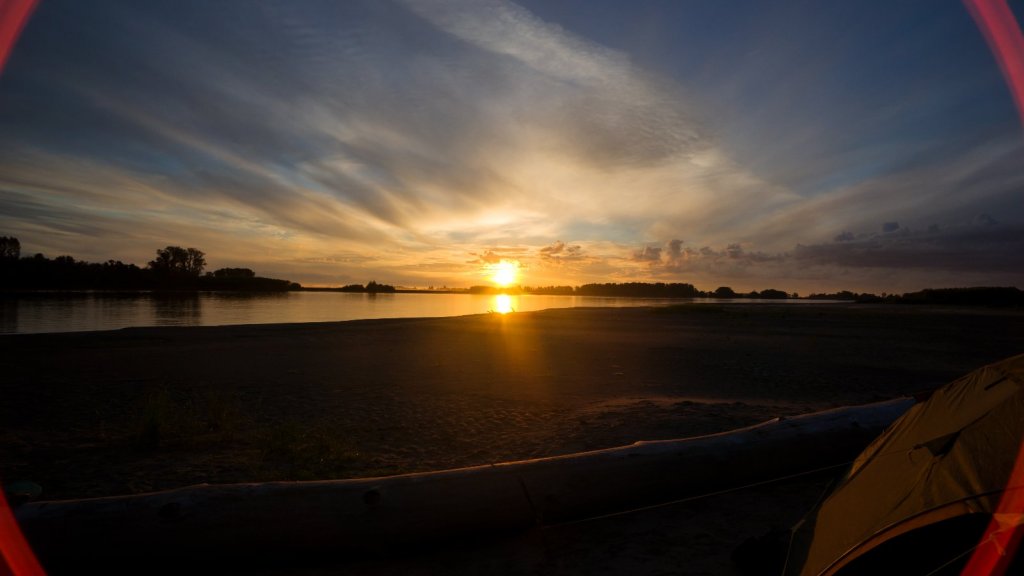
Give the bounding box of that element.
[0,237,299,292]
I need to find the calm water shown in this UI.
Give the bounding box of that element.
[0,292,822,335]
[0,292,673,334]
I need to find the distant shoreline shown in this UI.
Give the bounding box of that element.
[5,285,1024,308]
[300,286,460,294]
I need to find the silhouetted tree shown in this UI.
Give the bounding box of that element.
[148,246,206,277]
[0,236,19,259]
[211,267,255,279]
[365,280,396,293]
[713,286,737,298]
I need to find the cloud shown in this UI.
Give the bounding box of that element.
[0,1,1020,292]
[665,239,684,267]
[975,214,997,226]
[540,241,567,255]
[619,217,1024,292]
[539,240,586,264]
[793,219,1024,274]
[469,247,530,265]
[739,137,1024,252]
[633,245,662,262]
[5,0,780,275]
[632,238,784,274]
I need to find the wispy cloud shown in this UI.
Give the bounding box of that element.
[0,0,1019,291]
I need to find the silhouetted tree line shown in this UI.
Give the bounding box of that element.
[0,238,299,292]
[212,268,256,279]
[575,282,702,297]
[895,287,1024,307]
[522,285,575,295]
[806,287,1023,307]
[806,290,883,302]
[521,283,794,299]
[749,288,791,299]
[200,274,298,292]
[1,253,151,290]
[338,280,396,293]
[467,285,507,294]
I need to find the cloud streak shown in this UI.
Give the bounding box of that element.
[0,0,1019,291]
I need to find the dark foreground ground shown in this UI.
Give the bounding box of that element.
[3,303,1024,574]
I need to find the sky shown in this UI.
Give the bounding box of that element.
[0,0,1022,293]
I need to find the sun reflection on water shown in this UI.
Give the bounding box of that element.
[492,294,517,314]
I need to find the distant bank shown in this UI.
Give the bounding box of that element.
[2,237,1021,306]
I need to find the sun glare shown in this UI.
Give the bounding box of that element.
[493,294,516,314]
[488,260,520,288]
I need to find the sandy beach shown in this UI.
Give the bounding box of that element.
[4,303,1024,574]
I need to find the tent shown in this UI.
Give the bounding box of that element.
[785,353,1024,576]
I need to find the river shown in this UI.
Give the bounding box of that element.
[0,291,825,335]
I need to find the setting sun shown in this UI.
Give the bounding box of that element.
[488,260,520,288]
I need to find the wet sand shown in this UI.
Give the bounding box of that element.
[3,303,1024,574]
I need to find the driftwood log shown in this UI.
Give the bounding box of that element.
[17,399,913,568]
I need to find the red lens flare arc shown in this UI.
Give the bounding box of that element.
[959,5,1024,572]
[0,489,46,576]
[965,0,1024,130]
[0,0,39,76]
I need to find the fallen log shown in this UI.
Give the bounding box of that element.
[16,398,913,568]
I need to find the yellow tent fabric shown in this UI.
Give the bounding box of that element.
[786,353,1024,576]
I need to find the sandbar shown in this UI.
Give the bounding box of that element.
[3,303,1024,574]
